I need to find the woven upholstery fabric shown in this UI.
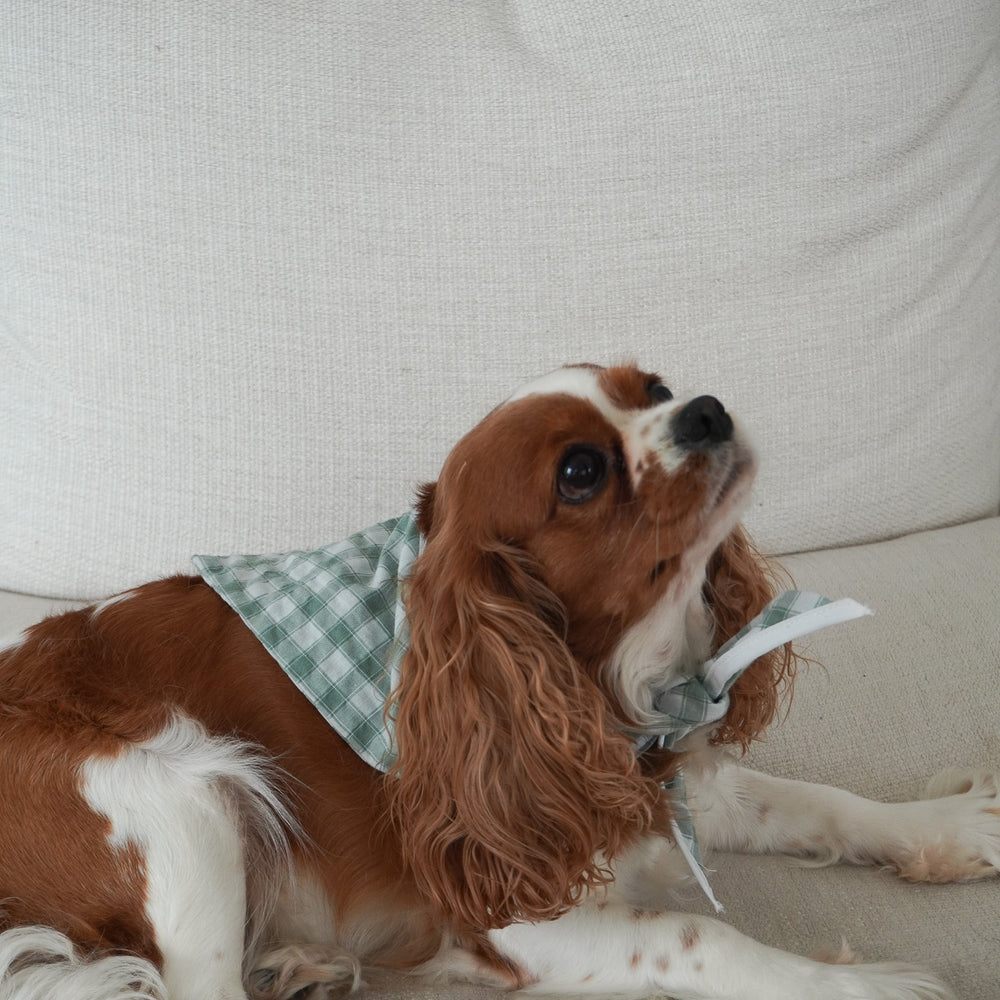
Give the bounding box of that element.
[727,517,1000,1000]
[3,1,999,598]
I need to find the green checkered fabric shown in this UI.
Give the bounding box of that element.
[194,511,423,771]
[638,589,872,754]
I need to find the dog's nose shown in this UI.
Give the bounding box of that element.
[671,395,733,450]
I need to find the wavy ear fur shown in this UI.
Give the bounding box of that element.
[387,503,659,930]
[704,524,799,750]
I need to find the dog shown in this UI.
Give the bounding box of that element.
[0,363,996,1000]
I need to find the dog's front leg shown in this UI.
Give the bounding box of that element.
[487,902,953,999]
[684,751,1000,882]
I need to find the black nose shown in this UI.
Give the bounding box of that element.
[671,395,733,450]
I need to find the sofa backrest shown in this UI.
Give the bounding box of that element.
[3,1,998,599]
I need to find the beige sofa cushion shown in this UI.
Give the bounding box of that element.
[3,2,998,599]
[732,516,1000,1000]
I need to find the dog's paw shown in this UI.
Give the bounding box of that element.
[248,944,360,1000]
[892,769,1000,883]
[824,962,956,1000]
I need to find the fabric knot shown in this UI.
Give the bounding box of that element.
[637,590,872,755]
[641,589,873,911]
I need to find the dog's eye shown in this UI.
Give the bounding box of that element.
[557,448,608,504]
[648,381,673,404]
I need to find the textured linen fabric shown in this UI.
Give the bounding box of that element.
[748,518,1000,800]
[728,517,1000,1000]
[3,1,999,598]
[2,3,999,993]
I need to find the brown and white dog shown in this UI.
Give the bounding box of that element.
[0,363,996,1000]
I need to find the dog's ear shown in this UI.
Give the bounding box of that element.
[387,521,657,930]
[704,524,798,750]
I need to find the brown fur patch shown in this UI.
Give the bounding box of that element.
[597,363,665,411]
[894,846,996,883]
[811,942,861,965]
[681,923,700,950]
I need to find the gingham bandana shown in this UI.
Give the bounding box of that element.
[195,519,871,912]
[194,511,423,771]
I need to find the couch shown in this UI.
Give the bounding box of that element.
[4,3,998,998]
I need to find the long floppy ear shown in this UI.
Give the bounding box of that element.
[387,489,659,930]
[703,524,800,750]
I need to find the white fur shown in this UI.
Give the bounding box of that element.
[89,589,139,620]
[604,445,754,727]
[0,925,165,1000]
[604,581,712,729]
[624,402,690,476]
[505,366,621,422]
[467,754,1000,997]
[684,753,1000,880]
[487,899,955,999]
[505,365,683,453]
[504,365,724,479]
[246,943,359,1000]
[467,753,1000,999]
[265,862,337,951]
[78,716,294,1000]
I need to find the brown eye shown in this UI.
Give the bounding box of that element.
[557,448,607,504]
[648,381,673,404]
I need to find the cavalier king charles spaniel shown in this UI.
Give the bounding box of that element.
[1,363,996,1000]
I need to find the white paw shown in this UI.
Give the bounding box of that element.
[827,961,956,1000]
[894,769,1000,882]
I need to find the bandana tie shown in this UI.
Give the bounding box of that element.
[195,517,871,913]
[636,590,873,755]
[641,590,873,911]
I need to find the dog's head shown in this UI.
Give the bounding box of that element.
[390,363,794,929]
